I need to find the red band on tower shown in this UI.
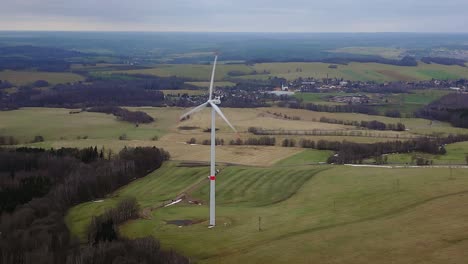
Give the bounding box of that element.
[210,176,216,181]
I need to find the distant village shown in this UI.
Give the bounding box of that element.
[165,77,468,108]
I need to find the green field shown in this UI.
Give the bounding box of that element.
[249,62,468,82]
[275,149,333,165]
[382,141,468,165]
[66,163,468,264]
[102,61,468,83]
[294,89,453,116]
[1,107,467,163]
[0,70,84,85]
[0,108,168,143]
[107,64,254,81]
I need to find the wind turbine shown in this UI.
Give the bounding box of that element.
[180,55,237,227]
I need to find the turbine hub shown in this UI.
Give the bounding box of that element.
[211,97,221,105]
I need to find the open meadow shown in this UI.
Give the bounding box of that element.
[66,163,468,264]
[103,61,468,83]
[1,106,467,166]
[1,92,467,264]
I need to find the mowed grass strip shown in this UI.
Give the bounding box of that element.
[192,166,326,207]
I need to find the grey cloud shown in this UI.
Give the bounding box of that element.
[0,0,467,32]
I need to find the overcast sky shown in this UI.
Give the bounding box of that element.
[1,0,467,32]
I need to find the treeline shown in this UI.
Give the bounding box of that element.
[325,138,445,164]
[187,136,276,146]
[421,57,466,67]
[0,81,165,109]
[87,106,154,124]
[0,146,185,264]
[319,117,406,131]
[287,102,379,115]
[248,55,418,67]
[277,134,468,164]
[320,134,468,164]
[247,127,412,139]
[88,198,140,244]
[416,93,468,128]
[71,237,188,264]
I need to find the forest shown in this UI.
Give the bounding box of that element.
[87,106,154,124]
[0,146,189,264]
[0,81,166,109]
[417,94,468,128]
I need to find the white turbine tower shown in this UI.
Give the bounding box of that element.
[180,55,237,227]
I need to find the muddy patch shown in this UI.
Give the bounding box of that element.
[178,126,200,130]
[166,219,203,226]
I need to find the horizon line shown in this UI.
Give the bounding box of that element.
[1,30,468,34]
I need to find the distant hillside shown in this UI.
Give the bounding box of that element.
[0,45,86,71]
[417,93,468,128]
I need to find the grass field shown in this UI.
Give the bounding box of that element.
[0,107,168,143]
[106,64,254,81]
[261,107,468,136]
[2,107,467,166]
[66,164,468,264]
[248,62,468,82]
[382,141,468,165]
[102,61,468,83]
[275,149,333,165]
[0,70,84,85]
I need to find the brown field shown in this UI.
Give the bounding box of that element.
[37,138,301,166]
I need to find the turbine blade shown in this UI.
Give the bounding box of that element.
[210,102,237,133]
[180,102,208,121]
[208,55,218,100]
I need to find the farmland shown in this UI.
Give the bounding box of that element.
[101,61,468,83]
[0,70,84,85]
[3,31,468,264]
[2,97,468,264]
[66,163,468,264]
[1,106,467,166]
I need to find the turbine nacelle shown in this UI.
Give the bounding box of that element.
[179,99,237,134]
[211,97,221,105]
